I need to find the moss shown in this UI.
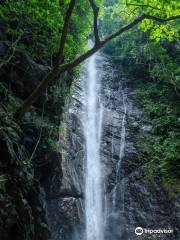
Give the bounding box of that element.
[134,80,179,188]
[137,134,159,189]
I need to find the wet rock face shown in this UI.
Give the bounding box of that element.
[99,63,179,240]
[46,77,85,240]
[56,56,179,240]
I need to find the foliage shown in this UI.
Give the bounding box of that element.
[0,108,27,166]
[101,0,180,42]
[126,0,180,42]
[0,0,92,60]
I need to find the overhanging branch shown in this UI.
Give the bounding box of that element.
[103,14,180,44]
[55,14,180,76]
[145,14,180,22]
[15,13,180,120]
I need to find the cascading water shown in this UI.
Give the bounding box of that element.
[83,48,104,240]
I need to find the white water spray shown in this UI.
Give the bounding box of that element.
[84,48,103,240]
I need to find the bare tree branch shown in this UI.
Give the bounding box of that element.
[89,0,101,45]
[102,14,145,44]
[144,14,180,22]
[15,13,180,120]
[101,14,180,44]
[126,2,161,10]
[56,0,76,65]
[58,13,180,70]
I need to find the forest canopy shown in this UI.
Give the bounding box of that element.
[0,0,92,59]
[0,0,179,61]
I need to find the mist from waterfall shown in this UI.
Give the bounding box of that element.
[83,47,103,240]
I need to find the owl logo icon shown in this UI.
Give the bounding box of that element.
[135,227,144,236]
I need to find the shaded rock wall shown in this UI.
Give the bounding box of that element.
[0,39,64,240]
[47,76,85,240]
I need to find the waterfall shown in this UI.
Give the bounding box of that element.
[83,49,103,240]
[57,49,179,240]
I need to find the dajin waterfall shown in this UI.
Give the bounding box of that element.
[1,2,179,240]
[48,43,179,240]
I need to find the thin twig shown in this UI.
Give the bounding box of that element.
[0,32,23,69]
[126,2,161,11]
[29,92,47,162]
